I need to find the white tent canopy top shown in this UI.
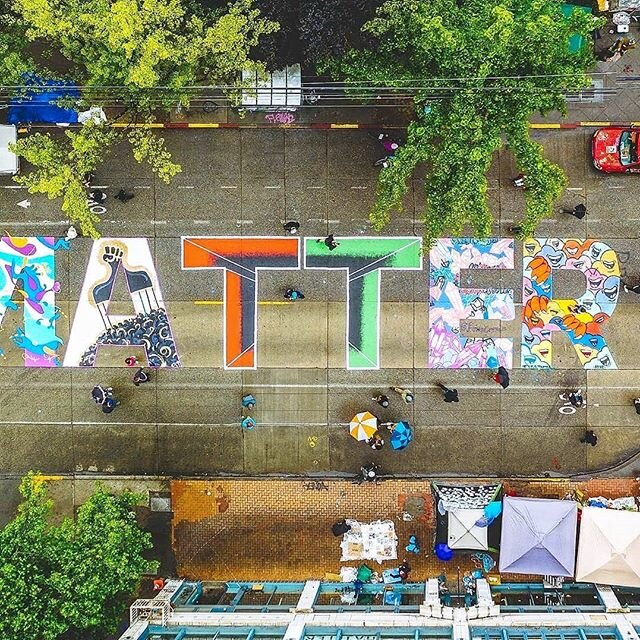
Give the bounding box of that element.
[447,508,488,551]
[576,507,640,587]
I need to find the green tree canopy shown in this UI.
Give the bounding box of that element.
[325,0,603,243]
[0,473,156,640]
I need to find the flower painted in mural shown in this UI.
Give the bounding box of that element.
[428,238,515,369]
[521,238,619,370]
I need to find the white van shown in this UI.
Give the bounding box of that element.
[0,125,19,175]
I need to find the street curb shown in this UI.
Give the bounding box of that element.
[107,121,638,130]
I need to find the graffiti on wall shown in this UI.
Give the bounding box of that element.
[64,239,181,367]
[429,238,515,369]
[182,236,300,369]
[0,235,69,366]
[522,238,618,369]
[304,237,422,369]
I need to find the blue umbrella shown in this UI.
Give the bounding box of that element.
[435,543,454,561]
[390,421,413,450]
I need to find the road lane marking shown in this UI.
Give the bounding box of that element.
[220,185,238,189]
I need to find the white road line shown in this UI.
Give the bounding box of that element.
[351,186,367,190]
[307,186,325,189]
[237,220,254,225]
[264,185,282,189]
[0,185,25,189]
[607,185,625,189]
[193,220,210,224]
[134,185,152,189]
[178,185,194,189]
[220,185,238,189]
[567,187,584,191]
[152,220,168,225]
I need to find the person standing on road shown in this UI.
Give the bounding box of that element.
[437,383,459,403]
[64,225,78,242]
[390,386,414,403]
[367,432,384,450]
[564,203,587,219]
[284,288,305,300]
[125,356,138,367]
[317,234,339,251]
[283,220,300,234]
[114,189,135,203]
[373,394,390,408]
[580,429,598,446]
[634,398,640,415]
[133,368,149,386]
[568,389,585,408]
[242,394,256,409]
[101,394,120,413]
[89,190,107,203]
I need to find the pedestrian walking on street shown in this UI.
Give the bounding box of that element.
[125,356,138,367]
[331,519,351,536]
[568,389,585,408]
[114,189,135,203]
[562,203,587,219]
[89,190,107,203]
[437,383,459,403]
[623,281,640,295]
[64,225,78,242]
[91,384,111,405]
[283,220,300,234]
[390,386,414,403]
[242,394,256,409]
[317,234,339,251]
[490,366,510,389]
[580,429,598,446]
[133,367,149,386]
[373,393,390,408]
[241,416,256,430]
[102,395,120,413]
[634,398,640,415]
[359,462,381,484]
[284,288,305,300]
[367,432,385,450]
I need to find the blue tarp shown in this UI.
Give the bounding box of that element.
[8,77,79,125]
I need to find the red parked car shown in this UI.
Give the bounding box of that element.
[592,127,640,173]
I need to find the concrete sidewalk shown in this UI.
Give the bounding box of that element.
[170,477,639,582]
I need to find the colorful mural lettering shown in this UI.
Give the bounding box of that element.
[0,236,69,366]
[304,237,422,369]
[522,238,618,369]
[63,239,180,367]
[429,238,515,369]
[182,236,300,369]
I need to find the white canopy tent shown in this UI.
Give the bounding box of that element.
[575,507,640,587]
[447,508,488,550]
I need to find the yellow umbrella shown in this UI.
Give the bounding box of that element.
[349,411,378,441]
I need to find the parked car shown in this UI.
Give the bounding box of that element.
[592,127,640,173]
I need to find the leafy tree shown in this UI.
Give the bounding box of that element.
[325,0,604,243]
[245,0,382,70]
[11,122,118,238]
[0,472,155,640]
[7,0,276,236]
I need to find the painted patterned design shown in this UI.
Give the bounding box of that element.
[0,236,69,366]
[182,236,300,369]
[429,238,515,369]
[64,239,180,368]
[304,237,422,369]
[522,238,618,369]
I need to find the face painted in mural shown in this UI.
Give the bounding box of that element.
[521,238,618,370]
[0,235,622,371]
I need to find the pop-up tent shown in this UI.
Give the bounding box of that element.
[499,497,577,577]
[448,509,488,550]
[576,507,640,587]
[8,76,79,125]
